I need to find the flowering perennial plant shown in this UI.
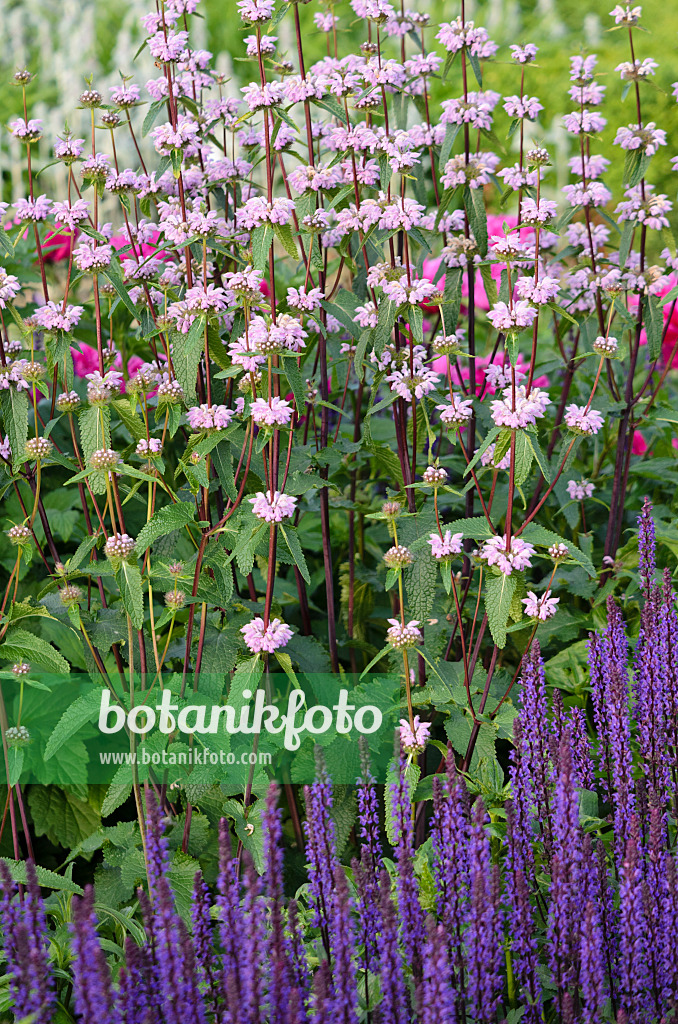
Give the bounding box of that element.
[0,0,676,1019]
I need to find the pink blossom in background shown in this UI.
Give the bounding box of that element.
[43,228,75,262]
[421,214,521,313]
[71,343,143,391]
[431,350,549,397]
[110,229,167,263]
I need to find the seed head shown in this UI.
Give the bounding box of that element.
[89,448,120,471]
[383,545,414,569]
[59,584,83,608]
[104,533,136,561]
[423,465,447,485]
[80,89,102,108]
[165,590,186,611]
[7,524,30,544]
[5,725,30,747]
[25,436,53,460]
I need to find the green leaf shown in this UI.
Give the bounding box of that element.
[284,358,307,416]
[623,147,652,188]
[212,442,237,501]
[520,523,595,577]
[78,405,111,493]
[173,317,205,405]
[467,49,483,87]
[0,388,28,473]
[322,293,361,342]
[445,516,495,541]
[439,122,461,172]
[484,571,518,649]
[441,268,463,337]
[228,655,263,717]
[115,562,145,628]
[644,292,663,361]
[279,525,311,585]
[142,99,166,136]
[44,688,104,761]
[513,430,534,487]
[464,185,487,257]
[273,221,299,261]
[547,302,579,327]
[7,747,23,786]
[373,299,399,355]
[252,225,272,274]
[526,433,550,483]
[68,533,102,573]
[28,787,101,851]
[0,627,69,672]
[111,399,146,442]
[618,219,635,269]
[0,859,83,895]
[135,501,196,555]
[102,259,142,321]
[479,264,497,308]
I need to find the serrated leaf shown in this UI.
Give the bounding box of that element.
[68,533,102,572]
[439,122,461,172]
[0,388,28,473]
[102,259,142,321]
[484,572,518,649]
[445,516,495,541]
[520,523,595,577]
[142,99,166,137]
[284,358,307,416]
[173,317,205,405]
[115,562,144,628]
[373,299,399,355]
[513,430,534,487]
[44,688,103,760]
[279,525,311,584]
[252,225,272,274]
[0,859,83,895]
[441,268,463,337]
[464,185,487,257]
[273,221,299,260]
[618,219,635,269]
[644,292,663,360]
[111,399,146,442]
[135,501,196,555]
[79,405,111,494]
[0,628,69,672]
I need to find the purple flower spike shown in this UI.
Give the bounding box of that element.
[71,886,119,1024]
[465,798,503,1023]
[376,869,409,1024]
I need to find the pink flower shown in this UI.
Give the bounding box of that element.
[479,535,535,575]
[422,215,528,314]
[250,397,293,427]
[522,589,559,620]
[564,404,604,435]
[429,530,464,559]
[241,616,293,653]
[248,490,297,522]
[567,479,595,501]
[399,715,431,752]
